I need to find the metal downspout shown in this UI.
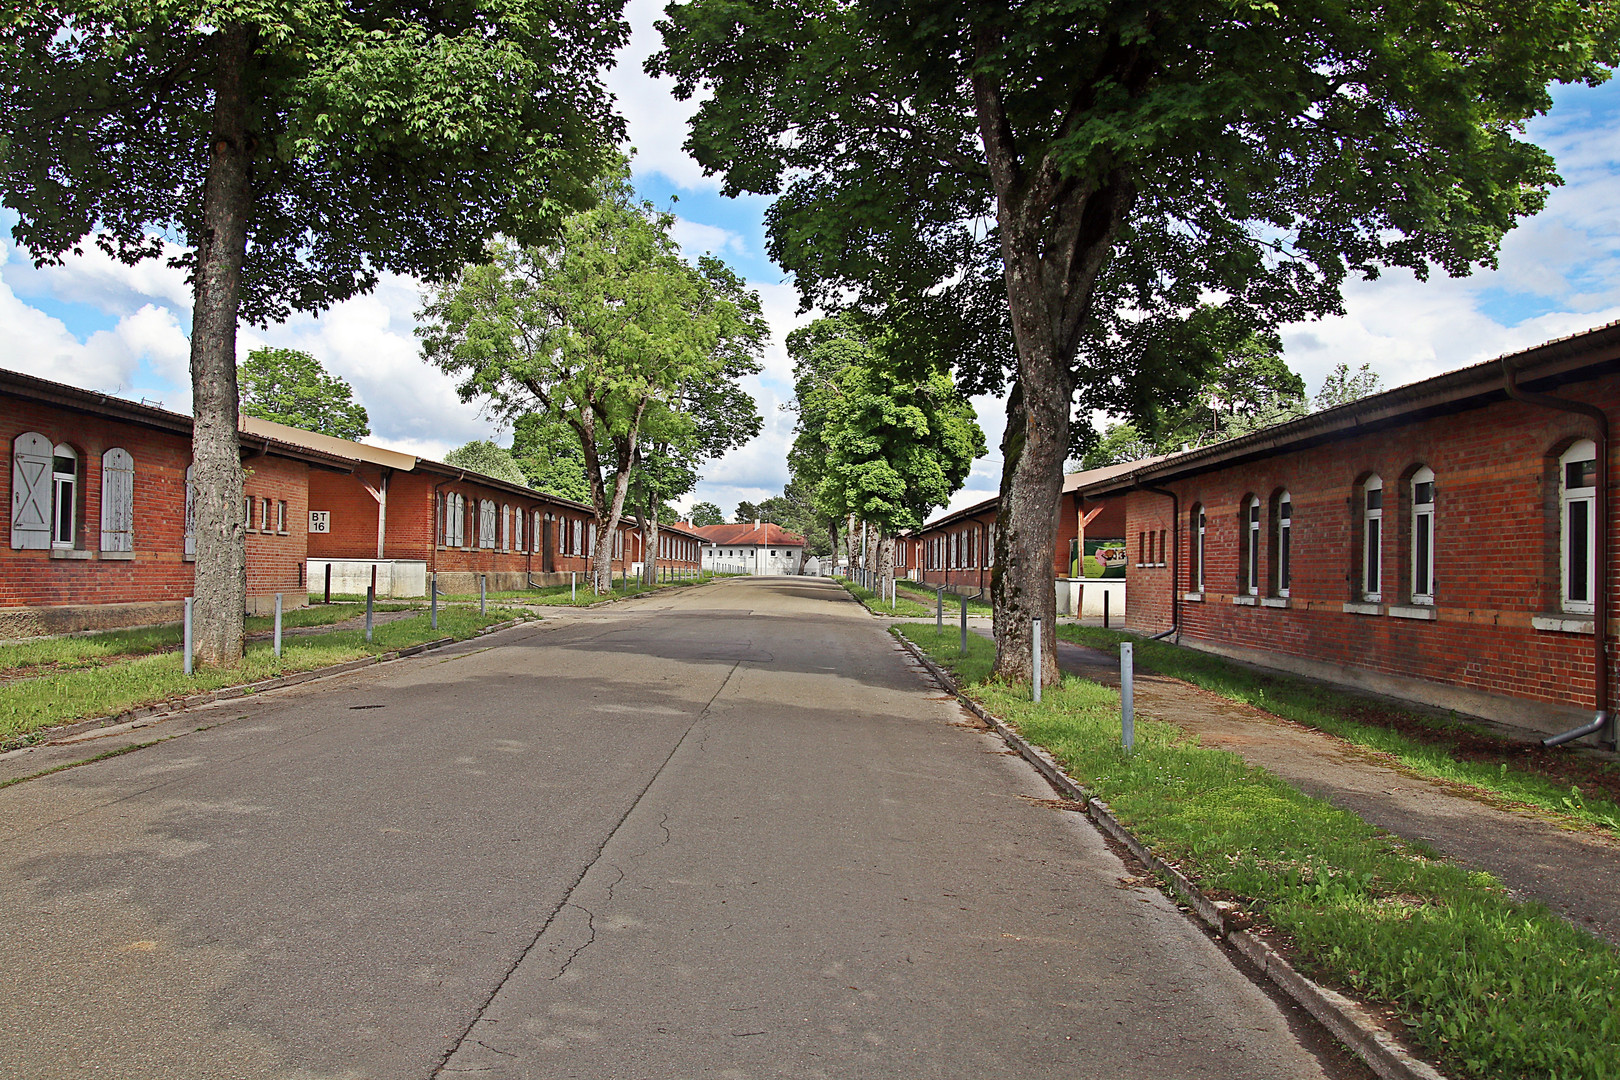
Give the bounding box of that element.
[1502,358,1613,749]
[1141,482,1180,642]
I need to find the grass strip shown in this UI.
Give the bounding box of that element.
[842,579,992,618]
[0,606,523,744]
[897,623,1620,1080]
[1057,625,1620,838]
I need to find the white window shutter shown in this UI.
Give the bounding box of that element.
[11,432,52,550]
[100,448,135,551]
[184,465,197,555]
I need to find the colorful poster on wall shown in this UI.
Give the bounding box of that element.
[1084,538,1127,579]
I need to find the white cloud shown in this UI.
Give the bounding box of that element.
[2,233,193,316]
[607,0,714,191]
[670,217,746,261]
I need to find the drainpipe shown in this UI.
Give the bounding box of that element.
[1139,482,1180,642]
[1502,359,1613,749]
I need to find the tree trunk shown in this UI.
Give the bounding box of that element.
[845,512,856,573]
[590,406,644,593]
[827,520,838,575]
[989,381,1066,685]
[877,535,895,596]
[640,487,660,585]
[189,24,253,667]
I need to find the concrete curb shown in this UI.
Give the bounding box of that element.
[891,628,1448,1080]
[1,617,534,759]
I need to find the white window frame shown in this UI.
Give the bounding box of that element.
[1243,496,1260,596]
[261,497,274,534]
[184,465,197,555]
[1275,492,1292,598]
[1190,504,1205,593]
[1363,476,1383,603]
[479,499,497,549]
[51,443,77,549]
[1411,467,1435,605]
[1561,440,1597,615]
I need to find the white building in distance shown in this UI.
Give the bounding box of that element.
[691,521,806,576]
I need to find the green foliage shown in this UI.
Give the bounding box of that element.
[789,314,984,536]
[734,501,760,523]
[1316,363,1385,411]
[1079,422,1158,470]
[689,501,724,527]
[443,440,528,487]
[1,0,629,325]
[899,625,1620,1080]
[238,348,370,439]
[510,413,591,503]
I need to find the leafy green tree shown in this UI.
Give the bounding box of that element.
[443,441,528,488]
[510,413,592,503]
[791,316,984,585]
[734,501,761,523]
[421,171,764,592]
[2,0,626,664]
[689,501,725,527]
[652,0,1617,685]
[1151,330,1306,450]
[1079,423,1157,471]
[238,348,369,440]
[1315,363,1384,411]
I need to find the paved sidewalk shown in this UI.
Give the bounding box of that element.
[1053,638,1620,947]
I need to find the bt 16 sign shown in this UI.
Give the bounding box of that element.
[309,511,331,534]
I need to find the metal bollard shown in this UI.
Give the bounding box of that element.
[571,571,577,602]
[323,563,331,605]
[183,596,193,675]
[1033,616,1042,704]
[936,587,944,632]
[960,593,968,654]
[274,593,283,658]
[365,585,374,643]
[431,572,438,631]
[1103,589,1110,629]
[1121,641,1135,753]
[480,574,487,615]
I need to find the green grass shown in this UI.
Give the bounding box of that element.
[842,579,992,618]
[0,606,524,745]
[896,623,1620,1080]
[1057,625,1620,838]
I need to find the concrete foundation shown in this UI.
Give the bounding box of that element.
[1056,578,1126,618]
[308,560,428,599]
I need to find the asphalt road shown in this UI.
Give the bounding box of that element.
[0,577,1362,1079]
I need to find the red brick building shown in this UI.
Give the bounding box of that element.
[1076,324,1617,747]
[253,418,704,597]
[3,369,345,637]
[909,462,1135,615]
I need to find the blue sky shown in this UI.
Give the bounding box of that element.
[6,2,1620,520]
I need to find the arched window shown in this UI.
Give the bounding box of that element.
[513,507,523,551]
[479,500,497,548]
[100,448,135,552]
[1242,496,1260,596]
[184,465,197,555]
[1411,467,1435,604]
[1561,440,1597,615]
[1188,504,1205,593]
[1274,491,1292,598]
[51,444,78,548]
[1362,476,1384,602]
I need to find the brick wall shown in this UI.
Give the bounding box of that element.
[1121,371,1619,717]
[3,398,311,634]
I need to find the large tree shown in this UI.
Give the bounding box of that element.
[2,0,626,664]
[652,0,1617,686]
[689,501,725,527]
[420,173,762,592]
[239,347,370,439]
[443,441,528,487]
[510,412,592,502]
[792,315,984,585]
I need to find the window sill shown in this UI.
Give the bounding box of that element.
[1532,614,1594,635]
[50,548,92,560]
[184,554,196,563]
[1388,604,1437,621]
[98,550,136,561]
[276,530,288,537]
[1231,595,1258,607]
[1182,592,1204,603]
[1342,602,1384,616]
[1261,597,1290,609]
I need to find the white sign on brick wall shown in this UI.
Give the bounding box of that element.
[308,511,330,534]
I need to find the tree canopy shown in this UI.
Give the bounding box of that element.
[2,0,628,664]
[238,347,370,440]
[420,170,765,591]
[510,413,592,503]
[652,0,1617,683]
[443,441,528,488]
[689,501,725,527]
[1316,363,1384,411]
